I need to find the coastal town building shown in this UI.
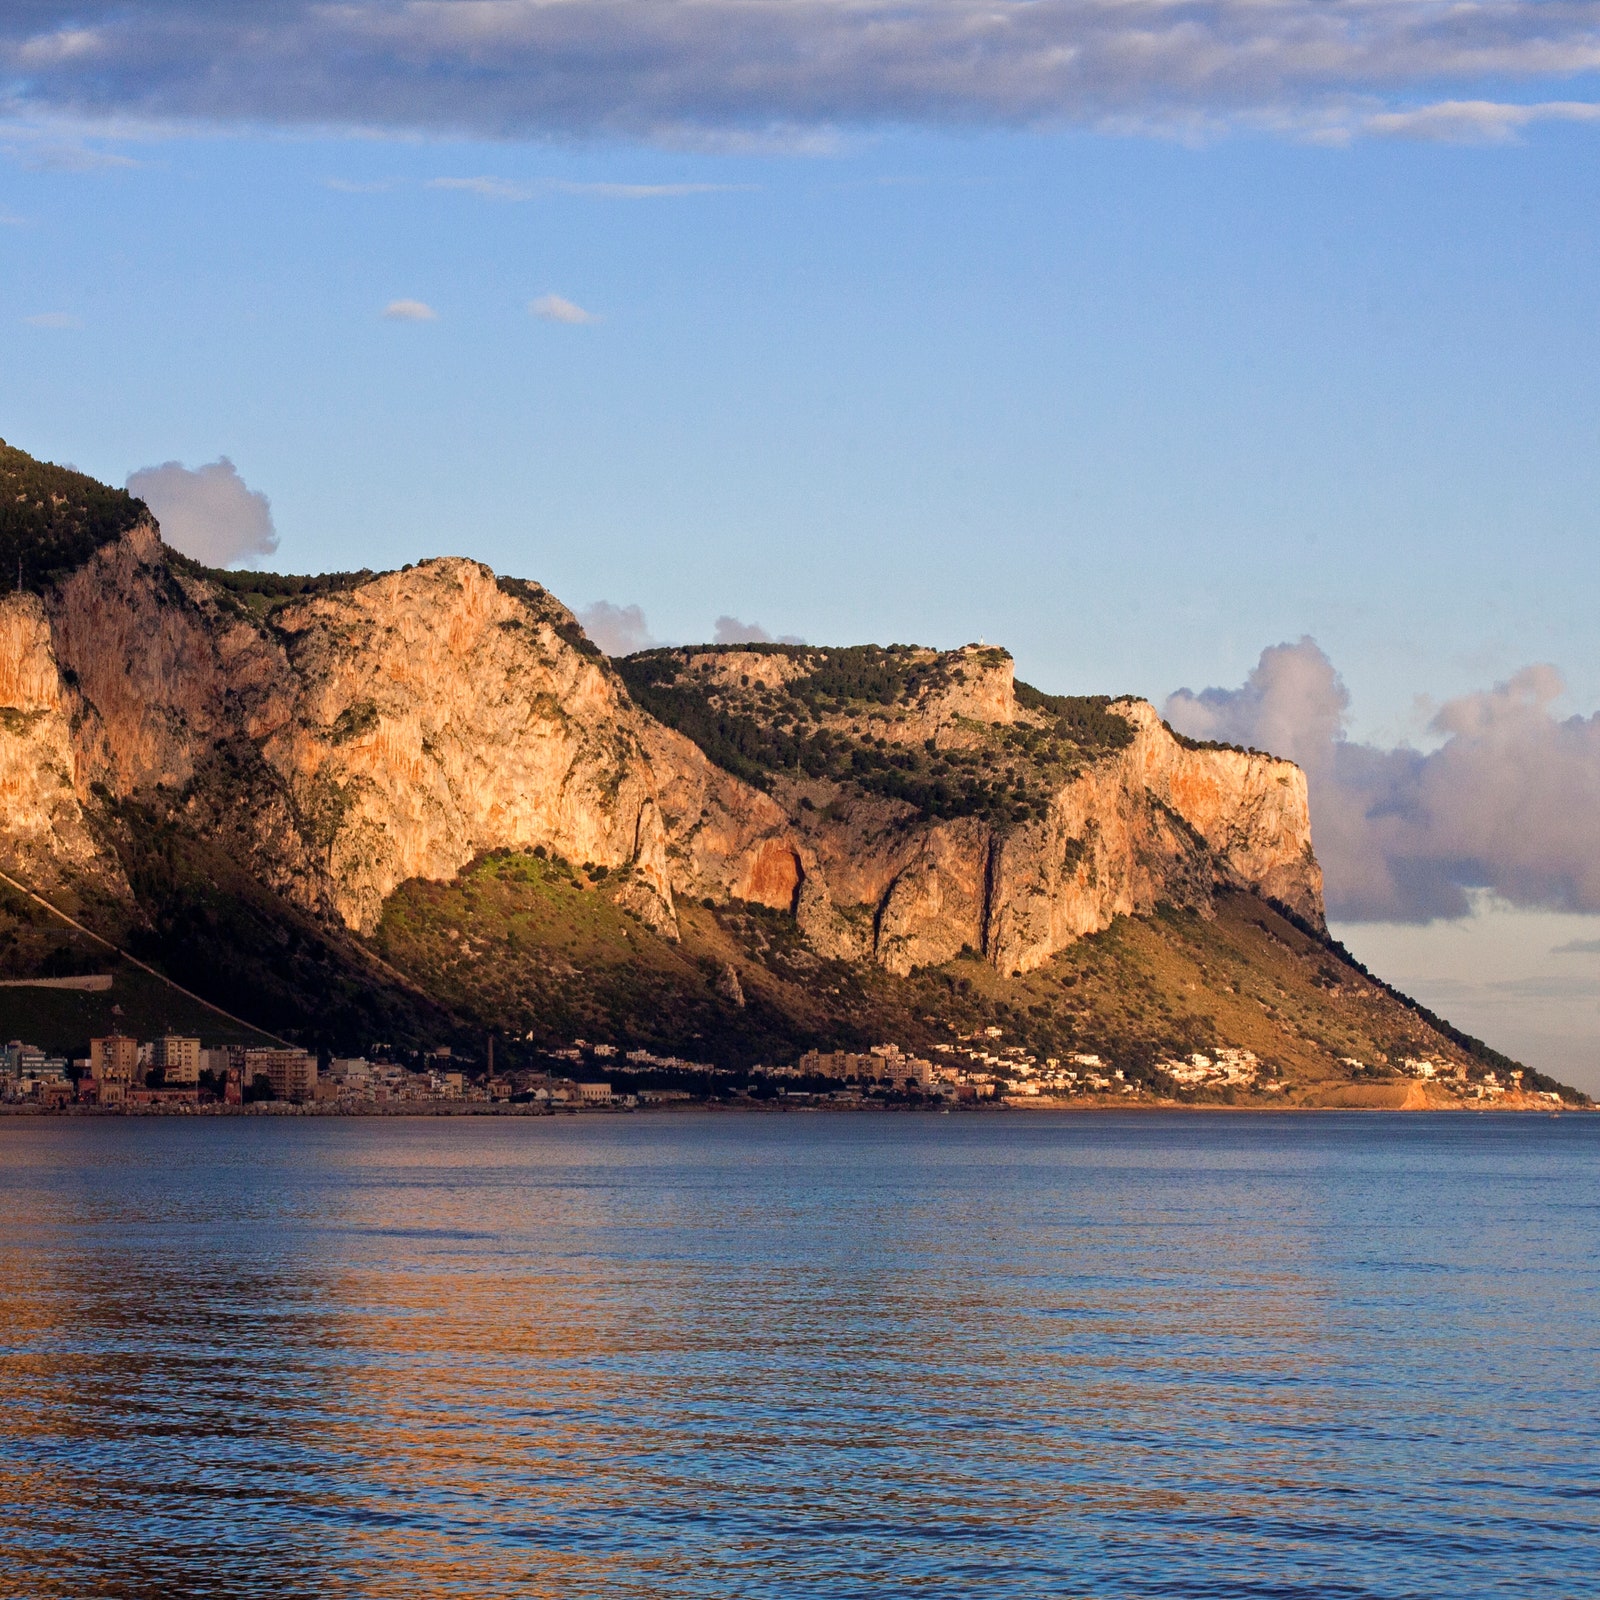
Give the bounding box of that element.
[245,1048,318,1104]
[153,1036,202,1085]
[90,1034,140,1083]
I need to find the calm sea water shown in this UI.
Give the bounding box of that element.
[0,1112,1594,1599]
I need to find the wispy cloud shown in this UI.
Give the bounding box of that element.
[429,176,748,201]
[8,138,137,172]
[530,293,597,325]
[552,180,750,198]
[1552,938,1600,955]
[1168,642,1600,922]
[427,175,535,201]
[382,298,437,322]
[324,177,397,194]
[24,311,80,328]
[1358,99,1600,145]
[5,1,1600,144]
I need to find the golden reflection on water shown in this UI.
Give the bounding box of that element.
[0,1115,1595,1599]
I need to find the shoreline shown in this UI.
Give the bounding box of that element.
[0,1098,1585,1119]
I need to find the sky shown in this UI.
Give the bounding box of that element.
[4,1,1600,1090]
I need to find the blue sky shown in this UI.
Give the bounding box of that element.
[7,124,1600,739]
[4,0,1600,1087]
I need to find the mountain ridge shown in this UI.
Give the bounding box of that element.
[0,439,1580,1105]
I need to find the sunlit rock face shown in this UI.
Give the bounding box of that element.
[3,522,1323,975]
[0,591,121,896]
[775,685,1321,979]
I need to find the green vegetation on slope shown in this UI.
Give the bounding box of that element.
[98,800,461,1053]
[166,551,380,618]
[617,645,1136,823]
[372,850,1566,1099]
[0,439,150,587]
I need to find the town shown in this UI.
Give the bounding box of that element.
[0,1028,1567,1113]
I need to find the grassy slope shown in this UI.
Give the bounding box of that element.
[0,817,462,1056]
[372,849,1567,1099]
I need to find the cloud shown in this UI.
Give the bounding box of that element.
[713,615,805,646]
[126,456,277,568]
[324,177,395,193]
[382,298,437,321]
[429,176,748,202]
[23,311,80,328]
[6,138,137,172]
[578,601,655,657]
[1360,99,1600,145]
[1551,939,1600,955]
[428,175,535,201]
[1167,641,1600,922]
[530,293,597,325]
[552,181,750,198]
[4,2,1600,144]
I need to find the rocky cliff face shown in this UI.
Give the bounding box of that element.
[620,640,1322,976]
[0,591,119,897]
[1,514,1322,981]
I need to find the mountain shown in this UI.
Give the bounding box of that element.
[0,439,1579,1105]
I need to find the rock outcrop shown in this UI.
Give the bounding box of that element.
[0,591,121,897]
[1,501,1323,980]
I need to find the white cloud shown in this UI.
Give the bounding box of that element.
[8,138,137,172]
[578,601,655,656]
[6,1,1600,144]
[126,456,278,568]
[428,176,747,203]
[713,615,805,646]
[324,177,396,193]
[428,175,535,201]
[382,298,437,321]
[530,293,597,325]
[1360,99,1600,144]
[1167,641,1600,922]
[552,181,750,198]
[23,311,80,328]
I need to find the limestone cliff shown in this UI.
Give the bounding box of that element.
[620,641,1322,977]
[0,448,1322,988]
[0,591,122,898]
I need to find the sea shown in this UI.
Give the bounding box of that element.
[0,1112,1594,1599]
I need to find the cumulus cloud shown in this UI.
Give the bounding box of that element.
[125,456,277,567]
[713,615,805,646]
[1167,641,1600,922]
[578,600,654,657]
[383,298,437,321]
[3,2,1600,144]
[530,294,597,325]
